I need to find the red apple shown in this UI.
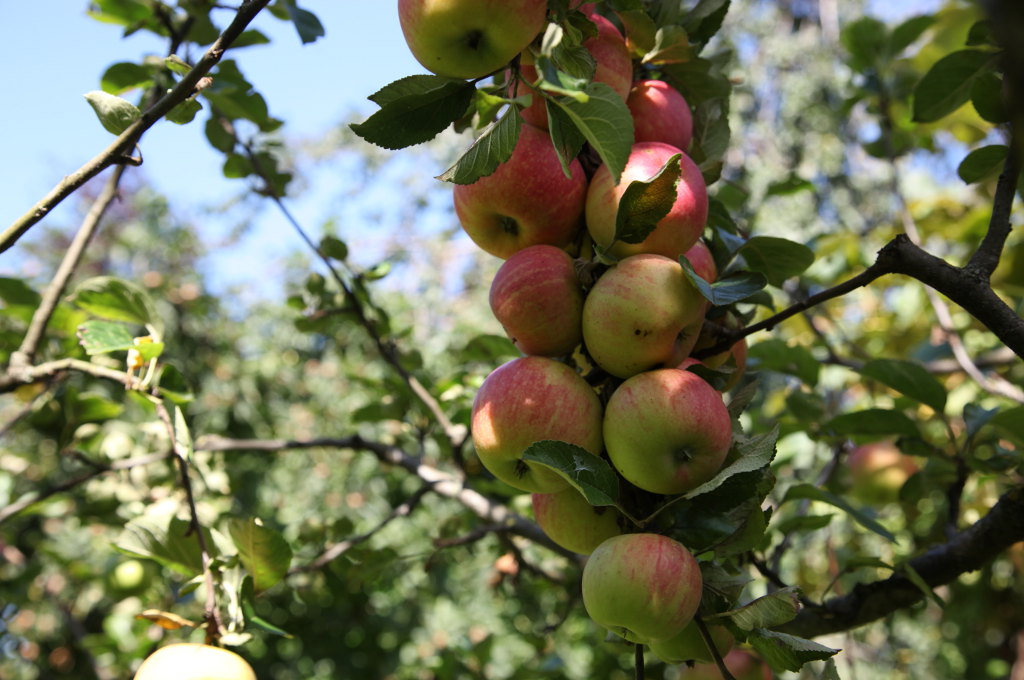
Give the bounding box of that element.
[586,142,708,260]
[683,238,717,283]
[582,254,706,378]
[454,123,587,259]
[532,488,623,554]
[627,79,694,152]
[471,356,603,493]
[398,0,548,79]
[604,368,732,495]
[582,533,703,644]
[489,245,584,356]
[846,440,918,505]
[680,649,773,680]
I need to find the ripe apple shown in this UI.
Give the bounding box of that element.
[516,12,633,129]
[489,245,584,356]
[627,79,694,152]
[532,488,623,554]
[586,142,709,260]
[582,254,706,378]
[398,0,548,80]
[846,440,918,505]
[471,356,603,493]
[134,643,256,680]
[678,649,773,680]
[581,533,703,644]
[454,123,587,259]
[604,368,732,495]
[649,620,734,664]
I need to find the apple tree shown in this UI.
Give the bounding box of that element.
[0,1,1022,679]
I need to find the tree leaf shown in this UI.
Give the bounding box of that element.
[888,15,935,57]
[912,49,998,123]
[642,26,693,65]
[166,98,202,125]
[679,256,768,306]
[228,518,293,593]
[522,440,619,506]
[970,73,1009,124]
[549,82,633,183]
[613,153,682,245]
[782,483,897,542]
[100,62,153,94]
[157,364,194,405]
[765,175,813,197]
[825,408,919,437]
[957,145,1008,184]
[350,76,475,150]
[747,629,840,673]
[71,276,160,330]
[115,517,216,578]
[173,406,194,463]
[76,320,135,355]
[859,358,947,412]
[84,90,141,135]
[746,339,819,386]
[437,107,521,184]
[841,16,888,72]
[685,425,778,499]
[708,586,802,631]
[738,236,815,287]
[285,2,325,44]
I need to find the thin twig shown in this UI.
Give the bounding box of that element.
[966,129,1020,279]
[634,643,645,680]
[695,616,736,680]
[0,358,134,393]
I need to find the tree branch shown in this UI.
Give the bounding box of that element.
[780,485,1024,638]
[966,129,1020,279]
[0,358,135,393]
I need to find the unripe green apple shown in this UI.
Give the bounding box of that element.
[471,357,603,493]
[582,533,702,644]
[454,123,587,259]
[532,488,623,554]
[489,245,583,356]
[649,620,734,664]
[134,643,256,680]
[398,0,548,79]
[586,142,708,260]
[582,254,706,378]
[604,368,732,495]
[628,79,694,152]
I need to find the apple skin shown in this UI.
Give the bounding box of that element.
[489,245,584,356]
[581,533,703,644]
[649,620,734,664]
[604,368,732,495]
[586,142,709,260]
[628,79,694,152]
[454,123,587,259]
[471,356,603,493]
[582,254,706,378]
[846,441,918,505]
[134,643,256,680]
[532,488,623,554]
[398,0,548,80]
[677,649,773,680]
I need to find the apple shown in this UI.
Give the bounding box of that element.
[107,559,153,595]
[398,0,548,80]
[846,440,918,505]
[515,12,633,129]
[628,79,694,152]
[683,238,717,284]
[582,254,706,378]
[586,142,708,260]
[134,643,256,680]
[678,649,773,680]
[532,487,623,554]
[604,368,732,495]
[649,620,734,664]
[581,533,703,644]
[489,245,584,356]
[454,123,587,259]
[471,356,603,493]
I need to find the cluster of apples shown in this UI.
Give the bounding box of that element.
[399,0,747,664]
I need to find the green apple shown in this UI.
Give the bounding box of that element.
[649,620,734,664]
[134,643,256,680]
[398,0,548,79]
[586,142,708,260]
[532,487,623,555]
[582,254,706,378]
[471,356,603,493]
[489,245,584,357]
[582,533,703,644]
[604,368,732,495]
[627,79,694,152]
[454,123,587,259]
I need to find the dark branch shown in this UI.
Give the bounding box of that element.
[966,130,1020,279]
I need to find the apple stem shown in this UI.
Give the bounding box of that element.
[634,643,645,680]
[695,615,736,680]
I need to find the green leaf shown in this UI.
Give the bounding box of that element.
[135,341,164,361]
[860,358,947,412]
[685,425,778,499]
[549,82,633,183]
[616,9,658,53]
[71,276,160,330]
[912,49,998,123]
[662,57,731,103]
[285,3,325,44]
[746,339,819,386]
[888,15,936,56]
[841,17,888,72]
[738,236,815,287]
[84,91,141,135]
[683,0,730,45]
[320,236,349,261]
[228,518,293,593]
[240,576,293,637]
[115,517,216,578]
[773,513,834,535]
[958,145,1008,184]
[679,256,768,306]
[963,403,999,439]
[613,153,682,245]
[708,586,802,631]
[156,364,194,405]
[782,483,897,542]
[164,54,191,76]
[765,175,813,197]
[989,406,1024,445]
[71,394,124,423]
[0,277,41,307]
[437,107,521,184]
[101,62,153,94]
[825,408,919,438]
[204,117,236,153]
[223,153,252,178]
[965,20,996,47]
[173,406,193,463]
[901,562,943,607]
[166,98,202,125]
[546,100,587,176]
[350,76,475,150]
[642,26,693,65]
[971,73,1009,123]
[747,629,840,673]
[231,29,271,49]
[76,320,135,355]
[521,440,619,506]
